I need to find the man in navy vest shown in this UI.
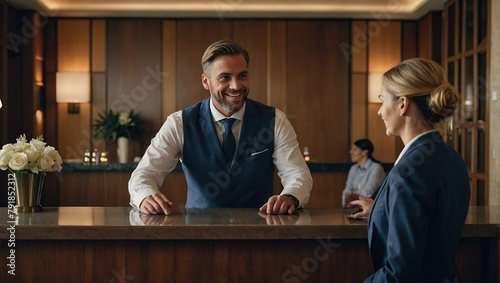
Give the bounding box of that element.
[129,39,312,215]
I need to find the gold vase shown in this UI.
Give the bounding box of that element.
[14,173,45,213]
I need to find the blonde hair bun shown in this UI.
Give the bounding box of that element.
[428,82,459,122]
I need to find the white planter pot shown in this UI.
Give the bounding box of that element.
[117,137,129,163]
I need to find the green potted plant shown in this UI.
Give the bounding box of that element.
[92,109,145,163]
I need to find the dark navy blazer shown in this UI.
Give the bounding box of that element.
[365,131,470,282]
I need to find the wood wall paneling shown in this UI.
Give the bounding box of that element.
[307,171,349,208]
[91,20,106,72]
[418,14,432,60]
[267,21,287,110]
[417,12,442,62]
[57,102,92,160]
[20,12,35,138]
[232,20,269,105]
[402,21,418,60]
[367,21,402,162]
[350,21,369,145]
[107,20,162,161]
[351,21,368,73]
[58,171,188,206]
[286,20,350,162]
[175,20,231,109]
[57,20,92,160]
[351,73,368,142]
[91,73,107,152]
[162,20,177,121]
[41,19,59,206]
[57,20,90,71]
[368,21,402,72]
[90,19,107,153]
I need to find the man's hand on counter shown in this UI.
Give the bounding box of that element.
[140,213,173,226]
[258,211,300,225]
[140,192,174,215]
[259,194,297,215]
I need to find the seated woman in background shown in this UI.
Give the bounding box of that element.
[341,139,386,207]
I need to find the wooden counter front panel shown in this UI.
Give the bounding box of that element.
[1,239,372,283]
[1,237,496,282]
[0,238,498,283]
[58,171,187,207]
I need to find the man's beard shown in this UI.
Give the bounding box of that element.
[212,89,248,115]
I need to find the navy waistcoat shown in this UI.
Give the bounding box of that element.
[181,98,275,208]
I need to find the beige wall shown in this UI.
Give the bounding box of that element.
[490,1,500,205]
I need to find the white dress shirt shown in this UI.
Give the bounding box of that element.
[128,98,313,209]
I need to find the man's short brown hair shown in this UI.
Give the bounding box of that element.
[201,39,250,74]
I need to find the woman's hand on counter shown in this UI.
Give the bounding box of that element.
[348,195,374,219]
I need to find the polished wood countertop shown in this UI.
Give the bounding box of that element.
[0,206,498,240]
[61,161,394,172]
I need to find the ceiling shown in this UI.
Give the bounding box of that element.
[5,0,445,19]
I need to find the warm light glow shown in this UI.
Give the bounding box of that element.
[368,72,384,103]
[0,98,2,109]
[35,110,44,136]
[56,72,91,103]
[39,0,428,13]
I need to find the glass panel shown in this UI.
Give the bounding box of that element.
[447,3,455,57]
[446,118,454,147]
[465,0,474,50]
[477,128,485,173]
[477,179,485,205]
[465,127,472,171]
[458,0,463,52]
[457,59,462,121]
[478,0,487,45]
[447,61,455,86]
[457,127,462,155]
[477,52,487,123]
[464,56,474,122]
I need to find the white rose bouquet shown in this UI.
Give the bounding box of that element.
[0,134,63,174]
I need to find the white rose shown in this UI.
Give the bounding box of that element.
[13,142,30,153]
[44,147,63,172]
[52,162,62,172]
[25,145,41,163]
[38,154,55,172]
[0,149,11,170]
[9,152,28,171]
[1,143,14,152]
[30,138,46,151]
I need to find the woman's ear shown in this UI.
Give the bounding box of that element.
[399,97,410,116]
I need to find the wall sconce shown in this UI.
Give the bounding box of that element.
[56,72,90,114]
[368,72,384,103]
[0,98,3,109]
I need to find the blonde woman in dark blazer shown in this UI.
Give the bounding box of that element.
[348,58,470,282]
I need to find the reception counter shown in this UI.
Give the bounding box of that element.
[0,206,498,282]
